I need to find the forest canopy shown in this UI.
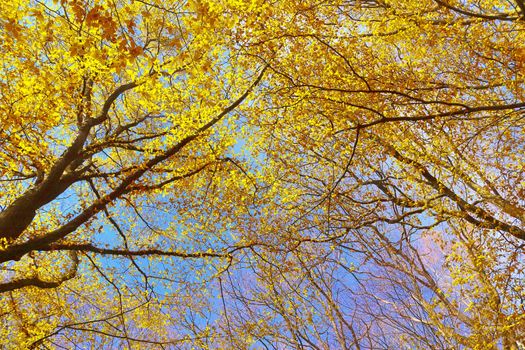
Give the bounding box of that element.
[0,0,524,348]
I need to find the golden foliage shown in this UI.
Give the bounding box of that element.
[0,0,524,348]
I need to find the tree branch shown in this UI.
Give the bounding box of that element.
[0,65,268,263]
[0,81,140,242]
[39,243,231,259]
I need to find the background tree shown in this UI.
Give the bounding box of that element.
[219,0,525,348]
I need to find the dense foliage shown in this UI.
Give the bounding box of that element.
[1,0,524,348]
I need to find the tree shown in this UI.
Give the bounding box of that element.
[1,0,525,348]
[0,0,268,347]
[219,0,525,348]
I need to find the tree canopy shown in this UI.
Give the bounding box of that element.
[1,0,524,348]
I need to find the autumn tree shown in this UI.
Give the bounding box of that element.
[0,0,269,347]
[1,0,525,349]
[216,0,525,348]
